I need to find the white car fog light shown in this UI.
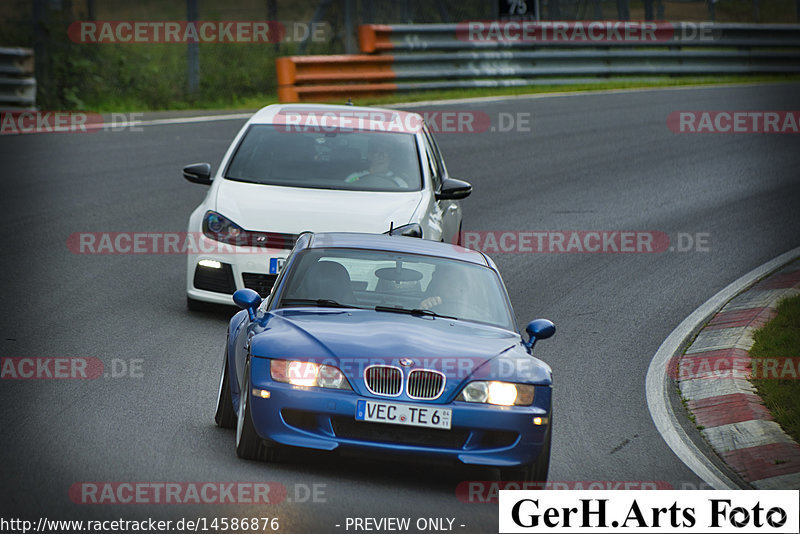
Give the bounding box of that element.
[198,259,222,269]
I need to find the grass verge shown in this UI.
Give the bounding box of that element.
[749,294,800,444]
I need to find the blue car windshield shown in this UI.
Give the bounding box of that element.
[277,248,516,331]
[225,125,422,192]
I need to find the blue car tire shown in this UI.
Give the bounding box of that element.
[214,345,236,429]
[235,361,273,461]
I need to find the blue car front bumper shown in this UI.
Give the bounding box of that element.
[247,357,551,468]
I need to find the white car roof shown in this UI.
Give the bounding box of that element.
[248,103,425,135]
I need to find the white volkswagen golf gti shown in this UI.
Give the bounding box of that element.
[183,103,472,309]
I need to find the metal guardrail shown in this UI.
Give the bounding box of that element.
[276,23,800,102]
[0,47,36,109]
[358,22,800,51]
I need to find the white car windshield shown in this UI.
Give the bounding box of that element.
[225,125,423,192]
[277,248,516,331]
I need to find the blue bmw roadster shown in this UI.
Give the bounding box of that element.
[214,231,555,481]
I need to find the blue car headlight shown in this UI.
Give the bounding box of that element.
[456,381,535,406]
[270,359,352,390]
[202,210,247,244]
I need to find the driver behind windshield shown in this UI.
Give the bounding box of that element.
[345,137,410,188]
[420,265,468,316]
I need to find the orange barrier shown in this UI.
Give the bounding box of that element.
[275,55,395,84]
[275,54,398,102]
[358,25,394,53]
[277,83,398,104]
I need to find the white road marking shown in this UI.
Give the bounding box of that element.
[388,82,798,108]
[84,112,253,131]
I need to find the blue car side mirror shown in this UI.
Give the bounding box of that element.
[233,288,262,320]
[524,319,555,349]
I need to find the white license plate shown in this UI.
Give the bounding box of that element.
[355,400,451,430]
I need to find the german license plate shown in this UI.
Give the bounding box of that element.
[355,400,451,430]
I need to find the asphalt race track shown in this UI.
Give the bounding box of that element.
[1,83,799,532]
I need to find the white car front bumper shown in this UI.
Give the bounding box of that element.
[186,234,290,305]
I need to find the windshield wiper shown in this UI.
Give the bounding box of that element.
[224,176,263,185]
[374,305,457,320]
[280,298,363,309]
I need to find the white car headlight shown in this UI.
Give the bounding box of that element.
[270,359,351,390]
[203,210,247,244]
[457,381,535,406]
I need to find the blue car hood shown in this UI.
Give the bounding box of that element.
[250,308,552,387]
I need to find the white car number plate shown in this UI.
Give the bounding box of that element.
[355,400,451,430]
